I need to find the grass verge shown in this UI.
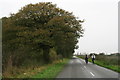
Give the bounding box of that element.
[31,58,69,78]
[94,60,120,73]
[3,58,69,78]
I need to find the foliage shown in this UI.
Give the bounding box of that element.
[2,2,84,77]
[99,53,105,55]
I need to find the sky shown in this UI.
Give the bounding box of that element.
[0,0,119,54]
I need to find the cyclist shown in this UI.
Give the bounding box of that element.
[85,55,88,64]
[91,54,95,64]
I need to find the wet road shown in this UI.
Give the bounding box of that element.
[56,57,119,79]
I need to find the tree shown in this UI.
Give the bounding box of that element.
[12,2,83,59]
[99,53,105,55]
[3,2,84,66]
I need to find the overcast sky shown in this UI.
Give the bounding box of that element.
[0,0,119,54]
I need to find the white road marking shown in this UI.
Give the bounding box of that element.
[90,72,95,76]
[77,59,82,64]
[81,67,84,71]
[84,66,87,69]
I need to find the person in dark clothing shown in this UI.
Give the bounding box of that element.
[85,55,88,64]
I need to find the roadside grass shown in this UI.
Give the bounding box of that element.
[16,65,47,78]
[31,58,69,78]
[94,60,120,73]
[77,56,120,73]
[3,58,69,78]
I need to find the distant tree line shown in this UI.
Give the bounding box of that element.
[2,2,84,74]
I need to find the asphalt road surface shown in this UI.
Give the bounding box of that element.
[56,57,119,78]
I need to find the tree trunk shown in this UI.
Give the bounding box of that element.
[43,47,50,64]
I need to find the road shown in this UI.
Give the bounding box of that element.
[56,57,119,79]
